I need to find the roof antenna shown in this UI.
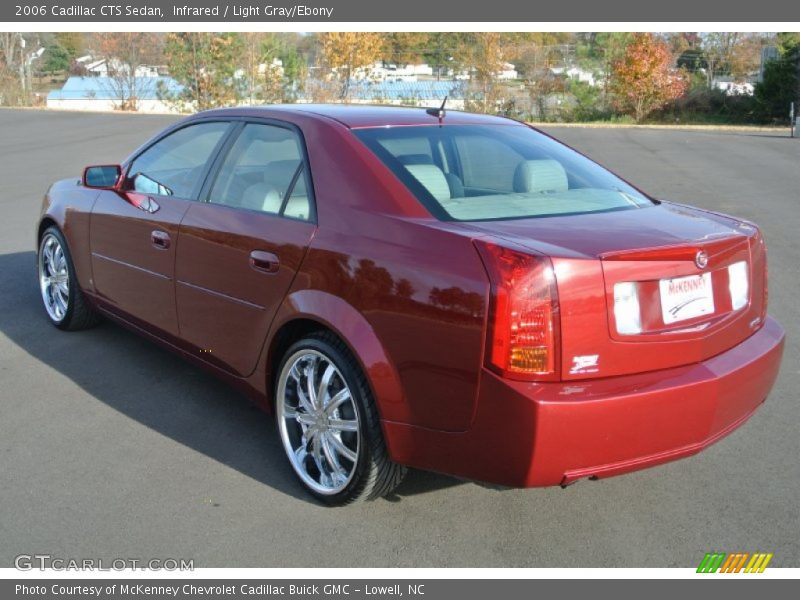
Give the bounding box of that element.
[426,96,447,125]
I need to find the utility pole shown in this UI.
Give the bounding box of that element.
[18,34,26,96]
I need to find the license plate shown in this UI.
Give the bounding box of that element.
[659,272,715,324]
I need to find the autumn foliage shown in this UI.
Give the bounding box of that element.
[611,33,688,122]
[163,33,245,111]
[318,32,384,98]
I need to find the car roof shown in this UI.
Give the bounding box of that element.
[196,104,523,129]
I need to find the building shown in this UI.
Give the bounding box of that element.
[550,66,599,86]
[497,62,519,80]
[46,76,182,113]
[300,80,466,108]
[711,78,755,96]
[74,55,165,78]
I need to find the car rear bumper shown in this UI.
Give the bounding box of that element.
[382,316,785,487]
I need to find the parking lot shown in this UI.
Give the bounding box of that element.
[0,108,797,567]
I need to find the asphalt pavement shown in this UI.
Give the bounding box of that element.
[0,108,797,567]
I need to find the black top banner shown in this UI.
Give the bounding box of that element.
[5,0,800,22]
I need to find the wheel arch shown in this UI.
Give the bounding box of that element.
[264,290,407,427]
[37,216,60,243]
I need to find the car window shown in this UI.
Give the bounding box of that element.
[208,123,311,220]
[128,122,230,198]
[455,135,522,192]
[378,136,434,165]
[355,124,654,221]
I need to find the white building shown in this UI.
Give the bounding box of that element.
[497,62,519,80]
[550,66,598,86]
[75,55,163,78]
[712,78,755,96]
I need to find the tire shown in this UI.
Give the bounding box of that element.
[275,331,406,505]
[37,226,100,331]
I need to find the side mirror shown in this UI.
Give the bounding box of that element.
[82,165,122,189]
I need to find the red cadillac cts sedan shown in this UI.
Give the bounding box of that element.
[37,105,784,504]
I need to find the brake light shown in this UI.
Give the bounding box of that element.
[474,240,560,381]
[750,228,768,322]
[762,237,769,320]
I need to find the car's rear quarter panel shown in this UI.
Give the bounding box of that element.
[295,218,487,431]
[273,114,489,432]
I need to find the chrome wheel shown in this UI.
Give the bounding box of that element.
[277,349,360,496]
[38,233,70,323]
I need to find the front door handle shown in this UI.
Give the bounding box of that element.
[249,250,280,274]
[151,230,171,250]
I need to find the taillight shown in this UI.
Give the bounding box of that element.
[750,227,768,322]
[761,236,769,320]
[474,240,560,381]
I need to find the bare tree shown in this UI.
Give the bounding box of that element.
[91,33,163,111]
[0,33,44,105]
[241,33,285,105]
[463,33,508,113]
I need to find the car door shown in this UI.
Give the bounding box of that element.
[175,121,317,376]
[90,121,232,337]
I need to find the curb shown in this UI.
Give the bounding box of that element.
[529,122,790,133]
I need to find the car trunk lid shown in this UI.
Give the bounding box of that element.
[461,203,767,379]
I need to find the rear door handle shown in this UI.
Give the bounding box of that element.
[249,250,280,274]
[151,230,171,250]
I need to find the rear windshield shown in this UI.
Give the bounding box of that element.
[354,124,654,221]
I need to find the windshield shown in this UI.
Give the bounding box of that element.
[354,124,654,221]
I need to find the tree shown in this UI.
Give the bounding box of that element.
[92,33,163,111]
[754,52,799,123]
[700,33,765,87]
[0,33,22,73]
[41,44,71,74]
[677,48,707,72]
[382,33,429,66]
[611,33,688,122]
[0,33,35,105]
[513,34,574,80]
[728,35,767,82]
[422,33,468,79]
[578,32,632,111]
[54,32,85,60]
[318,32,384,99]
[776,32,800,55]
[279,46,306,99]
[0,33,23,105]
[161,33,245,111]
[239,33,277,104]
[462,33,509,113]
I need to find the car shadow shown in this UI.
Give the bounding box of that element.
[0,250,464,504]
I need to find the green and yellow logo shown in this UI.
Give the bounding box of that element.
[697,552,773,573]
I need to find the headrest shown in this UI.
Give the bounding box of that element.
[405,164,451,202]
[242,184,282,213]
[513,159,569,194]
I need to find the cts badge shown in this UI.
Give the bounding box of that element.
[570,354,599,374]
